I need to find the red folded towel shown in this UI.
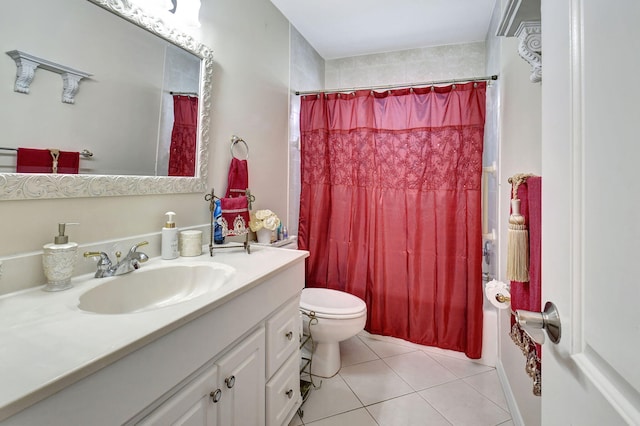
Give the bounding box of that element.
[16,148,79,174]
[219,196,250,236]
[224,158,249,198]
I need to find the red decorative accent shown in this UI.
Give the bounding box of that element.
[298,82,486,358]
[225,158,249,198]
[168,95,198,177]
[509,176,542,395]
[219,196,250,236]
[16,148,79,174]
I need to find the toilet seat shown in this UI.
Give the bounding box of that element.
[300,288,366,319]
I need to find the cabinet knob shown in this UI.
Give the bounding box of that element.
[286,389,294,399]
[225,375,236,389]
[285,331,293,340]
[210,389,222,403]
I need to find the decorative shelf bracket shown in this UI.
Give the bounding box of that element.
[497,0,542,83]
[515,21,542,83]
[6,50,92,104]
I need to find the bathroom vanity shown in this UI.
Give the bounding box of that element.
[0,246,307,425]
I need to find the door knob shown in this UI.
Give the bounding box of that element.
[515,301,561,344]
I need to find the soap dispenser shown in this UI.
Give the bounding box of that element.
[42,222,78,292]
[162,211,179,260]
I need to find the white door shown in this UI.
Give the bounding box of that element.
[541,0,640,424]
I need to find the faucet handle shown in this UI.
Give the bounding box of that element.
[83,252,112,278]
[84,251,109,262]
[130,241,149,254]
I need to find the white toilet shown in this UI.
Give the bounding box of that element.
[274,237,367,377]
[300,287,367,377]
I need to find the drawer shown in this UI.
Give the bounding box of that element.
[266,351,301,426]
[266,296,300,378]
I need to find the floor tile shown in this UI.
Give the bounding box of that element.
[463,370,510,412]
[306,331,513,426]
[383,351,458,391]
[304,408,378,426]
[340,335,379,367]
[419,380,511,426]
[339,359,414,405]
[428,352,493,378]
[421,344,478,362]
[360,330,424,350]
[366,393,451,426]
[298,374,363,423]
[359,334,418,358]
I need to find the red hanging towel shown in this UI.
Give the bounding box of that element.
[16,148,79,174]
[219,196,250,236]
[224,158,249,198]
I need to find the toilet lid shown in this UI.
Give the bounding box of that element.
[300,288,366,318]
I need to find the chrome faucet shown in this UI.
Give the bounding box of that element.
[84,241,149,278]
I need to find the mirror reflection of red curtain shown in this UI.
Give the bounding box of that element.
[298,82,486,358]
[168,95,198,176]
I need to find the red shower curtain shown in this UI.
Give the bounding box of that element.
[298,82,486,358]
[168,95,198,176]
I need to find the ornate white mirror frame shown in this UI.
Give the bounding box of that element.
[0,0,213,200]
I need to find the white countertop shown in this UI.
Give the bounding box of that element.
[0,245,308,421]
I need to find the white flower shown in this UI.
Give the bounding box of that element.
[263,215,280,231]
[249,209,280,232]
[255,209,274,220]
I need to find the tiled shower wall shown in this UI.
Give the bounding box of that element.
[288,26,324,237]
[325,42,486,89]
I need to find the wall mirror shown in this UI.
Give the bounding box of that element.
[0,0,213,199]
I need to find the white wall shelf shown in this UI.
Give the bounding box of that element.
[6,50,92,104]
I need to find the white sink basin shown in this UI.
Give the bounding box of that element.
[78,262,235,314]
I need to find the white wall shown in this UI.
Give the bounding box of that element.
[487,1,542,424]
[0,0,291,294]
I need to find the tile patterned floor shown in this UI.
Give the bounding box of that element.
[290,331,513,426]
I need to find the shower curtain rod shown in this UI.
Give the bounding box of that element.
[295,74,498,96]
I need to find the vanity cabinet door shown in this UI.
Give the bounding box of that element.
[216,327,266,426]
[138,364,219,426]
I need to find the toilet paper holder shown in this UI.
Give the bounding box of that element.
[495,293,511,304]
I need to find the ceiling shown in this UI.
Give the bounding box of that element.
[269,0,499,60]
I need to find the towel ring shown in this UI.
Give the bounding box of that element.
[230,135,249,160]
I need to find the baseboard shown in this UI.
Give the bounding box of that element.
[496,358,525,426]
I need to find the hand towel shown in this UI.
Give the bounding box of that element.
[16,148,80,174]
[224,158,248,198]
[220,196,250,236]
